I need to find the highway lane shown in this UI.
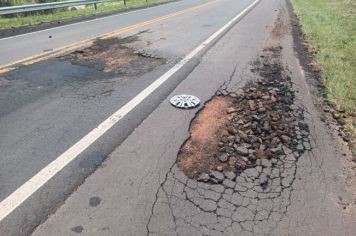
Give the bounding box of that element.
[0,0,210,66]
[0,0,259,235]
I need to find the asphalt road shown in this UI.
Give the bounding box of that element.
[0,0,208,65]
[0,0,260,235]
[1,0,355,235]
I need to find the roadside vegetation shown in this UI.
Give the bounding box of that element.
[0,0,168,29]
[291,0,356,149]
[0,0,63,7]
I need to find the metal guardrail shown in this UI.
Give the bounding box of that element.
[0,0,119,15]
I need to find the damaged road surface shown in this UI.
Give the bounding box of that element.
[1,0,282,235]
[1,0,356,235]
[149,46,312,235]
[62,37,164,76]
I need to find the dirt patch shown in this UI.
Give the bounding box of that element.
[178,96,234,178]
[178,46,311,184]
[62,37,164,76]
[270,12,286,42]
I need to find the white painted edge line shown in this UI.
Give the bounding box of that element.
[0,0,186,41]
[0,0,260,221]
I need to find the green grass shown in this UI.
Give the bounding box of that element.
[0,0,168,29]
[291,0,356,113]
[291,0,356,141]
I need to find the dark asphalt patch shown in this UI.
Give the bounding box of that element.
[61,36,165,76]
[0,33,166,117]
[0,58,107,117]
[89,196,102,207]
[71,225,84,233]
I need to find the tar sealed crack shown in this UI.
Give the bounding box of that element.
[147,46,312,236]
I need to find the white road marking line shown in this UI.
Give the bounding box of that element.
[0,0,260,221]
[0,0,190,41]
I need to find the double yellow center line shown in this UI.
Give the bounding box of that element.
[0,0,219,74]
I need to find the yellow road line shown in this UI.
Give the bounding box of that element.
[0,0,219,74]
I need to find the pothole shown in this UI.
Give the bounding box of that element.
[178,46,311,184]
[61,37,164,76]
[148,46,313,236]
[177,96,234,178]
[147,8,315,233]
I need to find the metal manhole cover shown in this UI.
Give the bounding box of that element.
[170,94,200,109]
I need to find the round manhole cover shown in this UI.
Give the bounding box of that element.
[170,94,200,109]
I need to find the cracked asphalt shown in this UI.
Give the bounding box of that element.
[1,0,263,235]
[146,46,310,236]
[31,0,356,235]
[1,0,356,235]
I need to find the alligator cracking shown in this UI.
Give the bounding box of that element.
[146,45,313,236]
